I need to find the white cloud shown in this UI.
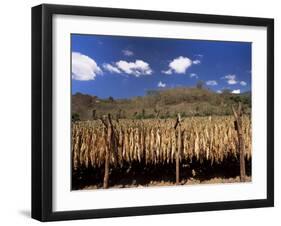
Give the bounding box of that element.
[164,56,192,74]
[190,73,199,79]
[231,89,241,94]
[240,81,247,86]
[206,80,218,86]
[227,79,238,85]
[72,52,102,81]
[162,69,172,75]
[224,74,236,80]
[116,60,152,77]
[222,74,248,86]
[103,63,121,74]
[193,60,201,65]
[222,74,238,85]
[122,49,134,56]
[157,81,166,88]
[217,90,222,94]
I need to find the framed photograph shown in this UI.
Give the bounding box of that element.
[32,4,274,221]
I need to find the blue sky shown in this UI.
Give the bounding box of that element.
[71,34,251,99]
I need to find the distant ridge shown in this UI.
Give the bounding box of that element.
[72,87,251,120]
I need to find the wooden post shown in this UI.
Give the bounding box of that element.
[92,109,96,120]
[100,114,113,189]
[232,103,246,182]
[103,143,110,188]
[174,113,182,185]
[102,118,110,188]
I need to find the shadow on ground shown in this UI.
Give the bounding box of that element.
[19,210,30,218]
[72,157,251,190]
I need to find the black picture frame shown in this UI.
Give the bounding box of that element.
[32,4,274,222]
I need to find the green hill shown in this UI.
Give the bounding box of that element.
[72,87,251,121]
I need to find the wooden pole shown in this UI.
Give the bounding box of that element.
[101,114,113,189]
[103,146,110,188]
[103,122,111,188]
[108,114,118,167]
[101,113,120,188]
[232,103,246,182]
[175,113,182,185]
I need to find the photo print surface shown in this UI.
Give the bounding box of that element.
[71,34,252,190]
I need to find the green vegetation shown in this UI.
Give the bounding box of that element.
[72,87,251,121]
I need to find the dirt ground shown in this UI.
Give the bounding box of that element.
[72,157,252,190]
[81,176,252,190]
